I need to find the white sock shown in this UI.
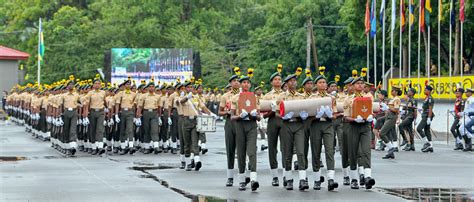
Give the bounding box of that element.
[201,143,206,149]
[153,141,159,148]
[194,155,200,162]
[386,142,393,149]
[227,169,234,178]
[190,153,195,160]
[456,137,462,144]
[343,167,349,177]
[97,142,104,149]
[159,140,163,147]
[393,141,398,146]
[422,137,428,143]
[185,157,190,166]
[172,142,177,149]
[358,166,364,176]
[271,169,278,178]
[292,154,297,162]
[180,154,185,162]
[121,142,127,149]
[250,172,257,181]
[428,141,433,146]
[128,141,134,148]
[350,170,358,180]
[314,171,321,182]
[298,170,307,180]
[283,170,292,180]
[69,142,77,149]
[364,168,372,178]
[327,170,335,180]
[239,173,246,183]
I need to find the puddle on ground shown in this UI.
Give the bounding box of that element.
[380,187,474,201]
[0,156,28,161]
[130,165,237,202]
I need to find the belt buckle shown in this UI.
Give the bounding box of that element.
[189,116,195,119]
[123,108,128,111]
[320,118,327,122]
[94,108,101,112]
[148,109,153,112]
[68,108,73,111]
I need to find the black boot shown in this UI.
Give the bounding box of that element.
[129,147,137,155]
[454,142,464,150]
[119,148,129,155]
[195,161,202,171]
[382,148,395,159]
[143,148,152,154]
[201,148,208,155]
[463,138,472,152]
[154,147,163,154]
[421,142,430,151]
[400,140,407,147]
[179,161,185,169]
[285,179,294,190]
[239,182,246,191]
[226,178,233,187]
[343,176,350,186]
[350,180,359,189]
[251,181,259,191]
[422,146,434,152]
[87,148,93,154]
[171,148,177,154]
[106,146,112,152]
[272,177,279,186]
[403,144,411,151]
[328,179,339,191]
[260,145,268,151]
[98,148,105,155]
[299,179,309,191]
[78,145,85,152]
[359,174,365,185]
[365,177,376,189]
[185,163,193,171]
[293,161,299,170]
[91,149,99,155]
[245,177,251,186]
[113,147,119,153]
[313,180,322,190]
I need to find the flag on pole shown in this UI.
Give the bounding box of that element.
[409,0,415,28]
[365,0,371,35]
[370,0,377,37]
[38,19,45,62]
[460,0,465,22]
[401,0,406,32]
[450,0,456,28]
[439,0,443,20]
[391,0,396,31]
[380,0,386,25]
[421,0,426,32]
[425,0,432,26]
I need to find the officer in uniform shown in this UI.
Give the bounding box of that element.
[166,84,178,154]
[343,77,376,190]
[374,90,388,151]
[195,84,209,154]
[417,85,435,153]
[176,83,187,168]
[380,86,402,159]
[115,79,138,155]
[451,88,465,150]
[59,80,80,156]
[340,77,354,185]
[261,68,284,186]
[230,75,260,191]
[399,88,417,151]
[83,78,107,155]
[218,71,241,186]
[137,80,162,154]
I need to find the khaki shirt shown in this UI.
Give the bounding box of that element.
[175,92,184,115]
[167,92,178,109]
[262,88,284,101]
[219,89,240,110]
[180,94,206,117]
[41,96,49,109]
[160,94,168,111]
[60,92,80,109]
[115,90,136,109]
[84,90,106,109]
[106,96,115,109]
[139,93,162,110]
[343,92,373,117]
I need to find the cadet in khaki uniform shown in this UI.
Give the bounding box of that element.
[399,88,417,151]
[137,81,162,154]
[59,80,80,156]
[417,85,435,153]
[230,75,261,191]
[261,70,284,186]
[83,78,107,155]
[309,75,339,191]
[301,76,313,172]
[179,81,215,171]
[195,84,209,154]
[218,74,241,186]
[343,77,376,190]
[380,86,402,159]
[115,79,137,155]
[175,83,187,169]
[158,84,170,152]
[39,89,50,139]
[166,84,178,154]
[105,88,117,152]
[277,74,307,191]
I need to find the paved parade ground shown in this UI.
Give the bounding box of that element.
[1,120,473,202]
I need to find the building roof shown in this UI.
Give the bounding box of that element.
[0,45,30,60]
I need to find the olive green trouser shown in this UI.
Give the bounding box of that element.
[267,116,284,169]
[224,117,236,169]
[183,117,199,157]
[62,110,78,144]
[348,122,372,170]
[380,112,397,144]
[89,110,105,144]
[143,110,159,143]
[119,110,134,142]
[235,120,258,174]
[310,120,335,172]
[281,121,305,171]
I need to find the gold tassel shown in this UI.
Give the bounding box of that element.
[295,67,303,76]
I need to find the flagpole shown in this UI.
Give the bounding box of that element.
[367,34,370,81]
[428,27,430,80]
[408,1,411,79]
[449,0,452,97]
[438,0,441,96]
[374,0,377,86]
[382,0,386,89]
[37,18,41,85]
[460,21,463,80]
[399,0,403,82]
[390,0,394,80]
[418,1,421,87]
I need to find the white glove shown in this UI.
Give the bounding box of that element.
[58,117,64,126]
[240,109,249,119]
[366,115,374,123]
[46,116,52,123]
[299,111,309,120]
[427,118,431,125]
[186,92,193,99]
[355,115,365,123]
[52,118,57,126]
[83,117,90,126]
[400,108,405,115]
[109,119,115,126]
[104,108,109,113]
[180,91,185,97]
[250,109,258,117]
[271,101,277,112]
[381,103,389,111]
[133,118,138,125]
[103,120,107,126]
[157,118,162,126]
[168,117,172,125]
[115,114,120,123]
[78,118,83,125]
[324,106,333,118]
[210,113,218,119]
[316,106,325,119]
[283,111,294,120]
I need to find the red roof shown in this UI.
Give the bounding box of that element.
[0,45,30,60]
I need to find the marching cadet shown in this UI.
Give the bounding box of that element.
[137,80,162,154]
[416,85,435,153]
[399,88,417,151]
[59,79,81,156]
[459,88,473,151]
[374,90,389,151]
[134,80,147,151]
[179,81,216,171]
[340,77,354,186]
[301,75,313,177]
[176,83,187,168]
[105,87,116,152]
[309,75,338,191]
[343,77,376,190]
[261,66,284,187]
[195,83,209,154]
[230,74,261,191]
[380,86,402,159]
[278,73,307,191]
[115,79,138,155]
[39,87,50,140]
[83,77,107,155]
[451,88,465,150]
[254,83,268,151]
[166,84,179,154]
[218,68,242,186]
[159,84,170,153]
